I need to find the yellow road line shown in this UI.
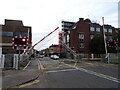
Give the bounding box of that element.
[18,80,40,88]
[10,80,40,88]
[38,60,45,70]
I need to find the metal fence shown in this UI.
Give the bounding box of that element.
[0,54,4,68]
[109,53,120,63]
[0,54,29,70]
[67,53,120,64]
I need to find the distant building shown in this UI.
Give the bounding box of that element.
[39,44,59,56]
[62,21,75,32]
[61,21,75,57]
[49,44,59,55]
[60,18,118,55]
[0,19,32,54]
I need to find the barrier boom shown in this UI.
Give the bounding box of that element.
[23,27,59,54]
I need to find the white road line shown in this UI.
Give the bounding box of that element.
[46,68,77,73]
[37,60,41,70]
[23,61,31,70]
[61,62,120,83]
[76,67,120,83]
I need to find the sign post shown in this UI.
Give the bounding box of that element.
[12,36,28,70]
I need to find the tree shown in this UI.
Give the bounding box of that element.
[90,35,105,54]
[113,30,120,52]
[114,30,120,47]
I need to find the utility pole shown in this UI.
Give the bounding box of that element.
[102,17,109,63]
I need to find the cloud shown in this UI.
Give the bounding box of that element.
[0,0,119,50]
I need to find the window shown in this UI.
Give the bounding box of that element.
[90,27,95,32]
[96,27,100,32]
[14,32,28,37]
[80,43,85,48]
[108,29,112,33]
[109,36,112,40]
[116,30,118,33]
[107,36,112,40]
[79,32,84,42]
[67,34,69,43]
[106,36,109,40]
[90,35,94,39]
[2,31,13,36]
[104,28,107,32]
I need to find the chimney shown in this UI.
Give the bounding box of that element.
[79,18,84,21]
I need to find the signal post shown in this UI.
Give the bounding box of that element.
[12,36,29,69]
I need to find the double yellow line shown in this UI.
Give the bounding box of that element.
[37,59,45,70]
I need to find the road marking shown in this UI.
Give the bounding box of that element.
[37,60,41,70]
[46,68,77,73]
[76,67,120,83]
[18,80,40,88]
[10,80,40,88]
[61,62,120,83]
[38,60,45,70]
[23,61,31,70]
[85,62,94,65]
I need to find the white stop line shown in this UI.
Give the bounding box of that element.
[61,62,120,83]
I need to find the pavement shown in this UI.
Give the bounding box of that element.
[2,59,41,89]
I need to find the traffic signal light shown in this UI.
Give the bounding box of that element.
[107,40,117,47]
[14,38,27,45]
[12,36,28,47]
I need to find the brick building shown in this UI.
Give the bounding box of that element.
[39,44,59,56]
[61,18,118,55]
[49,44,59,55]
[0,19,32,54]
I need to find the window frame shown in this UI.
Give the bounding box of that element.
[2,31,13,37]
[90,27,95,32]
[108,28,112,33]
[80,42,85,48]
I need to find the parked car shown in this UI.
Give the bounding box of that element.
[36,55,44,58]
[50,55,59,60]
[39,55,44,58]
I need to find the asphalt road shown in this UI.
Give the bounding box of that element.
[23,57,119,88]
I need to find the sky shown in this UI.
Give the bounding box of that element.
[0,0,119,50]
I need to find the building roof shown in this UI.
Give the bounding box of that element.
[5,19,24,26]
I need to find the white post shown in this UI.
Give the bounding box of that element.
[91,54,94,59]
[107,53,110,63]
[102,17,109,63]
[13,54,18,70]
[1,55,4,68]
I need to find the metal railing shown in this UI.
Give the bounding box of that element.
[0,54,30,70]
